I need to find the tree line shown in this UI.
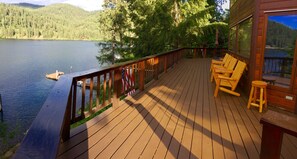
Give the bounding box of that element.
[96,0,229,64]
[0,1,229,64]
[0,3,104,40]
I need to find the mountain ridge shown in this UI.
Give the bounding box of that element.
[13,2,44,9]
[0,3,104,40]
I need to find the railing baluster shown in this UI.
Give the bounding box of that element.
[164,55,167,73]
[96,75,100,108]
[108,71,112,103]
[139,61,145,91]
[89,77,94,113]
[103,73,106,106]
[154,57,159,80]
[132,64,136,89]
[81,78,86,118]
[72,81,77,121]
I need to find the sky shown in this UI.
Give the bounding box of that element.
[269,15,297,30]
[0,0,230,12]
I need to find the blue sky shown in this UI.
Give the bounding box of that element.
[0,0,104,11]
[269,15,297,30]
[0,0,230,12]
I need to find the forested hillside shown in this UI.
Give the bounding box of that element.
[0,3,104,40]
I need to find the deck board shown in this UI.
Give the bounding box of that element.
[58,58,297,159]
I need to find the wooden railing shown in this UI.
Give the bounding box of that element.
[260,110,297,159]
[13,47,226,159]
[263,57,293,77]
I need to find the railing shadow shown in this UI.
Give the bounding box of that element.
[123,98,197,158]
[143,91,242,153]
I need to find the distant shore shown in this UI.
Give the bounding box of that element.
[0,37,103,42]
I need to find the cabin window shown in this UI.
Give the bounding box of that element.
[238,18,252,58]
[262,14,297,88]
[229,26,237,52]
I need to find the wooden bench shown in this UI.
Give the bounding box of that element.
[260,110,297,159]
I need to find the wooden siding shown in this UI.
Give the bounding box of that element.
[229,0,255,27]
[252,0,297,111]
[57,59,297,159]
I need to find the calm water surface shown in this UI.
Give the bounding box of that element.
[0,39,100,151]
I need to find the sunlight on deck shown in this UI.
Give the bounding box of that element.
[58,58,297,159]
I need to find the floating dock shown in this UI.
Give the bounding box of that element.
[46,70,64,81]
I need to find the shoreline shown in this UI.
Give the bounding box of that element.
[0,37,104,43]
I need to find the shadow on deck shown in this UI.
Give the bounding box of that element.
[57,59,297,159]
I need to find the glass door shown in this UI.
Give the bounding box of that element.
[262,14,297,89]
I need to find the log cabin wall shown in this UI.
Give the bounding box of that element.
[230,0,297,112]
[252,0,297,112]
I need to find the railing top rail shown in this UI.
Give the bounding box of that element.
[14,75,73,159]
[264,57,293,60]
[72,48,184,80]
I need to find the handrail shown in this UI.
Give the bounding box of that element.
[13,47,225,159]
[263,56,293,77]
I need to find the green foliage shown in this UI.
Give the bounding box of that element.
[0,3,103,40]
[96,1,133,64]
[96,0,229,64]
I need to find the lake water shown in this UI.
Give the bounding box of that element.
[0,39,100,152]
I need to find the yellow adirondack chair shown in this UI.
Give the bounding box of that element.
[210,53,230,72]
[211,56,238,82]
[214,60,247,97]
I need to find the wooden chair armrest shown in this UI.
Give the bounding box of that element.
[217,75,236,81]
[214,68,233,74]
[212,60,224,65]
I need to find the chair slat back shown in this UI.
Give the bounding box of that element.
[222,53,230,63]
[226,57,238,71]
[223,55,232,67]
[230,60,247,90]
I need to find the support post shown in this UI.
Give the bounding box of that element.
[113,68,122,108]
[139,61,145,91]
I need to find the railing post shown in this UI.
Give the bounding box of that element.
[194,48,197,58]
[154,57,159,80]
[89,77,94,113]
[139,61,145,91]
[62,86,72,142]
[113,68,122,108]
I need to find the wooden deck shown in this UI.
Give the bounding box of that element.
[57,59,297,159]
